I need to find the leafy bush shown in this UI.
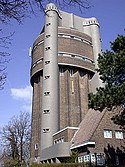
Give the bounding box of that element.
[29,163,86,167]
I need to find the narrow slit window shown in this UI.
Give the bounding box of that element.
[44,92,50,96]
[60,68,64,76]
[71,80,74,94]
[70,69,74,76]
[44,75,50,79]
[46,22,51,26]
[43,128,50,133]
[43,110,50,114]
[45,47,51,51]
[34,143,38,150]
[46,34,51,38]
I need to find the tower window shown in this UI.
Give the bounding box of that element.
[80,71,85,78]
[46,34,51,38]
[70,69,74,76]
[44,92,50,96]
[45,60,50,65]
[45,47,51,51]
[58,53,63,56]
[70,35,74,39]
[43,110,50,114]
[71,55,75,58]
[44,75,50,79]
[34,143,38,150]
[71,80,74,94]
[46,22,51,26]
[43,128,50,133]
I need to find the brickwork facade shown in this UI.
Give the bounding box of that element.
[30,3,103,163]
[89,109,125,154]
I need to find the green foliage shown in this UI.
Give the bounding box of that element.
[3,158,19,167]
[89,35,125,127]
[29,163,119,167]
[66,150,79,163]
[29,163,86,167]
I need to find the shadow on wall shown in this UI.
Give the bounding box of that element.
[104,144,125,167]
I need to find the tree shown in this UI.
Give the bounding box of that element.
[89,35,125,128]
[0,111,31,166]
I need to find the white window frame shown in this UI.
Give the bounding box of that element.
[104,129,112,138]
[115,131,123,139]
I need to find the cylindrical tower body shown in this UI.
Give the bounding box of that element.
[41,3,60,151]
[83,18,104,93]
[30,5,103,162]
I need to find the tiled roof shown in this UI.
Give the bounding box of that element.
[71,109,105,149]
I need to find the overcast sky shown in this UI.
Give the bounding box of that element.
[0,0,125,127]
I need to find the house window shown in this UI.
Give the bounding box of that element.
[104,129,112,138]
[83,155,90,162]
[115,131,123,139]
[78,156,84,163]
[54,137,64,144]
